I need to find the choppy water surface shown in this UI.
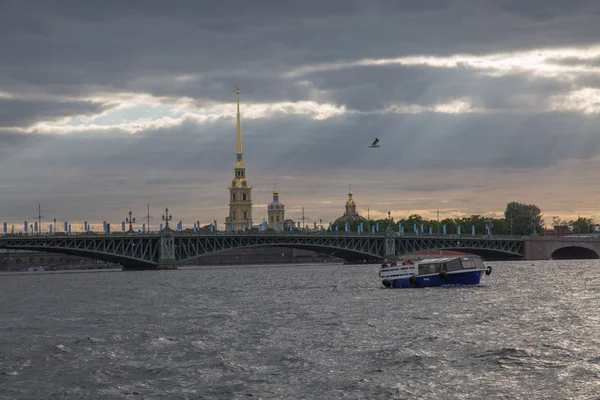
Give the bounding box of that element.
[1,260,600,399]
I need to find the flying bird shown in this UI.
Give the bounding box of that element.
[368,138,380,148]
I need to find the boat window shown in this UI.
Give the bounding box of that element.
[461,258,476,269]
[419,264,440,274]
[445,259,462,271]
[474,257,485,268]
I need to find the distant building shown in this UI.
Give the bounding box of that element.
[283,219,296,230]
[545,225,571,236]
[225,86,253,231]
[267,184,285,230]
[333,185,368,225]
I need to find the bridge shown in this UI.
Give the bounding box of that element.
[0,230,528,270]
[2,231,598,270]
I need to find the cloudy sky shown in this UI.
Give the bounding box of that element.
[2,0,600,231]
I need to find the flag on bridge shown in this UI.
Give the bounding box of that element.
[472,225,475,236]
[458,225,461,235]
[34,222,38,233]
[49,225,53,234]
[2,222,6,234]
[443,224,446,235]
[64,221,68,233]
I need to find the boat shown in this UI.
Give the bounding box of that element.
[379,255,492,288]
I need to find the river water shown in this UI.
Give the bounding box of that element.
[1,260,599,399]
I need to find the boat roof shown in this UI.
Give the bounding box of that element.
[416,255,479,264]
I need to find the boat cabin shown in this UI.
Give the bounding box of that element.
[416,256,485,275]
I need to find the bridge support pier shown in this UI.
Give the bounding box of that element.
[158,228,178,270]
[384,234,396,259]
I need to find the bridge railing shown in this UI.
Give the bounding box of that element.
[0,230,527,240]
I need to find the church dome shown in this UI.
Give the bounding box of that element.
[333,185,367,225]
[268,184,285,210]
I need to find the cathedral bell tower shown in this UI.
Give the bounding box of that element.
[225,85,253,232]
[267,184,285,230]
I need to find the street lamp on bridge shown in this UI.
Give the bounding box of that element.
[126,211,136,233]
[162,207,172,230]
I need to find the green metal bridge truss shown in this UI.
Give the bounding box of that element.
[0,232,525,269]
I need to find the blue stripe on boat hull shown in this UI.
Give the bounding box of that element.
[386,270,483,288]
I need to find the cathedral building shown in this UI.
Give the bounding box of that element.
[225,86,253,231]
[333,185,368,225]
[267,184,285,230]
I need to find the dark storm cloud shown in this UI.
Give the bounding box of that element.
[303,66,573,111]
[1,0,600,223]
[3,111,600,192]
[546,56,600,67]
[0,98,111,127]
[497,0,600,21]
[1,0,600,103]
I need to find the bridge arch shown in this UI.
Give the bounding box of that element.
[551,246,599,260]
[1,244,157,269]
[178,243,381,263]
[403,247,523,261]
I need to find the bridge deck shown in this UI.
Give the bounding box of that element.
[0,232,527,269]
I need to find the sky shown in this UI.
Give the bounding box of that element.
[2,0,600,231]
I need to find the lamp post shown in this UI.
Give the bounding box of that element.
[162,207,172,230]
[387,210,391,231]
[126,211,136,233]
[143,204,153,233]
[34,204,44,235]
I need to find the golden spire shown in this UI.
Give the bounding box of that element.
[273,183,279,195]
[235,84,242,158]
[346,184,355,207]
